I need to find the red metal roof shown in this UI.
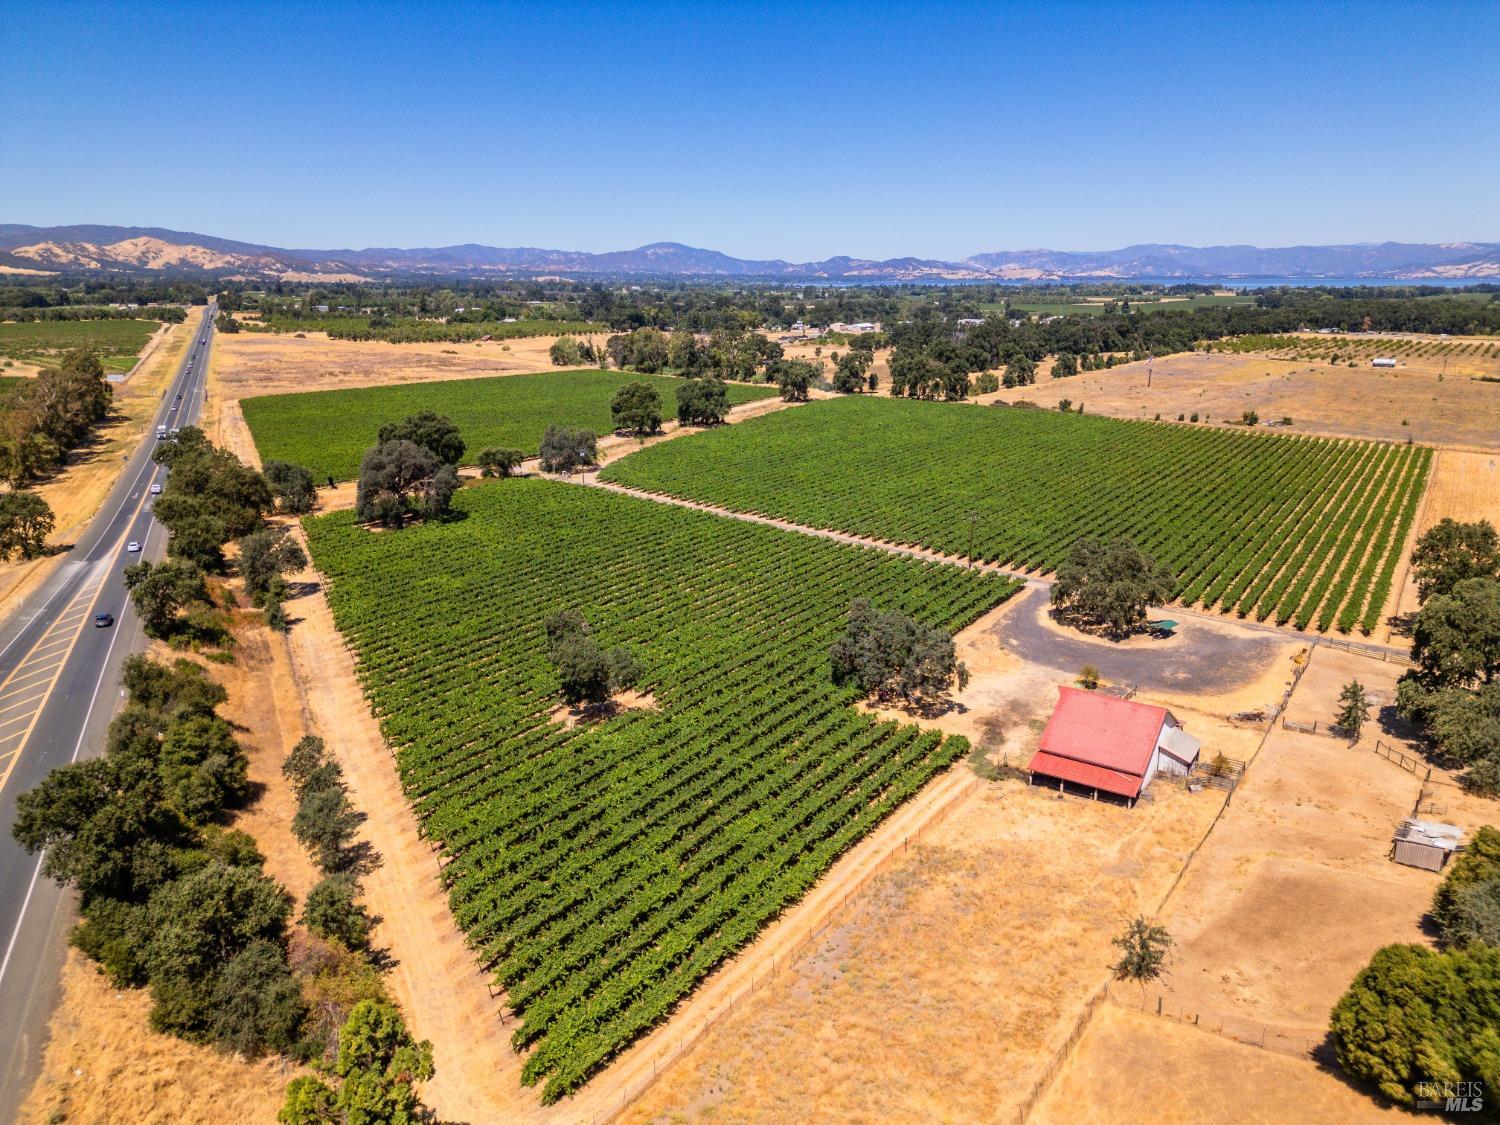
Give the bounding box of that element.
[1027,750,1144,799]
[1037,686,1171,776]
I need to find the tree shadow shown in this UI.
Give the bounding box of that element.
[340,839,383,879]
[1376,703,1421,741]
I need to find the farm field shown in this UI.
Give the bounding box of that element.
[1041,348,1500,448]
[209,323,591,402]
[242,368,778,481]
[246,314,593,342]
[979,293,1255,317]
[603,396,1432,634]
[302,479,1016,1102]
[0,316,163,373]
[1214,332,1500,368]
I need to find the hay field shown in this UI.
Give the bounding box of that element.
[1046,347,1500,447]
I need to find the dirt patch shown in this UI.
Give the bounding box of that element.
[1048,348,1500,448]
[1151,647,1464,1041]
[19,949,300,1125]
[547,689,657,729]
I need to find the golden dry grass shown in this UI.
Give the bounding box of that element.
[1044,348,1500,448]
[210,329,596,400]
[1033,1005,1413,1124]
[626,780,1226,1124]
[20,953,299,1125]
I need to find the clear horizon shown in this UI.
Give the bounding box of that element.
[3,0,1497,260]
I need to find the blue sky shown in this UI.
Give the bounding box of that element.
[3,0,1497,260]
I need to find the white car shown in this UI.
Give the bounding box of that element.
[127,541,141,553]
[150,483,163,495]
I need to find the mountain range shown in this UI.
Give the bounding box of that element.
[2,224,1498,283]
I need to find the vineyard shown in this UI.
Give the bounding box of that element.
[242,369,777,481]
[0,317,162,372]
[303,480,1014,1101]
[602,396,1433,634]
[244,314,594,343]
[1210,333,1500,365]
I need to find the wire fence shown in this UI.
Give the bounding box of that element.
[1119,989,1325,1060]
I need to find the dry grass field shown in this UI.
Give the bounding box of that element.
[19,948,299,1125]
[1028,645,1498,1123]
[210,326,599,400]
[1385,448,1500,634]
[1044,345,1500,448]
[625,779,1227,1125]
[1033,1005,1414,1124]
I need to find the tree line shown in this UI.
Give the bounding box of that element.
[0,346,113,484]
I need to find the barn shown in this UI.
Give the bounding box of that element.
[1027,687,1202,805]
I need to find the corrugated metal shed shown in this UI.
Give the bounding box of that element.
[1391,818,1463,872]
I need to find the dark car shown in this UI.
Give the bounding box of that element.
[94,612,115,628]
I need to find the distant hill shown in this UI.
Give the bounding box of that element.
[2,224,1497,282]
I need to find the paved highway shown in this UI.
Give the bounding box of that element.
[0,304,216,1120]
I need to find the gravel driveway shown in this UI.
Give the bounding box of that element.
[986,586,1289,696]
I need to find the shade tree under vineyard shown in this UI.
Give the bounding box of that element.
[302,480,1015,1100]
[604,396,1431,635]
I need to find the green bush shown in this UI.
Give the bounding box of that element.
[1330,943,1500,1105]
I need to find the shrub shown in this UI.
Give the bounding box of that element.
[1330,943,1500,1105]
[1112,916,1172,981]
[477,448,524,478]
[303,873,375,948]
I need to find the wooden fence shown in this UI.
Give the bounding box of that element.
[1316,635,1412,666]
[1373,739,1429,777]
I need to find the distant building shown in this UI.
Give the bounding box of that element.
[831,321,880,334]
[1027,687,1202,805]
[956,318,985,327]
[1372,357,1397,368]
[312,304,330,313]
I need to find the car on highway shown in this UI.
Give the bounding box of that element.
[150,483,162,495]
[93,612,114,628]
[127,541,141,553]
